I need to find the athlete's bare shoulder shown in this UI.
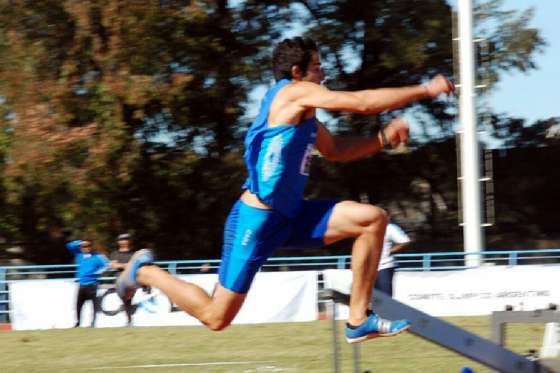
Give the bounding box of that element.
[282,81,362,113]
[272,80,322,102]
[285,81,326,99]
[268,81,319,126]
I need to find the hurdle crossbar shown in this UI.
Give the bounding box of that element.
[320,289,545,373]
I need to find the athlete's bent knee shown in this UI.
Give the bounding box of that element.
[202,310,233,331]
[206,318,232,332]
[362,205,388,231]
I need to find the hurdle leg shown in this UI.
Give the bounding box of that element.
[322,288,541,373]
[329,299,341,373]
[352,342,361,373]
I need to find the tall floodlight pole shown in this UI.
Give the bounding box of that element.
[458,0,483,267]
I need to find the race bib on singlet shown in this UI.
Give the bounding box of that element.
[299,144,314,176]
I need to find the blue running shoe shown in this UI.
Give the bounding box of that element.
[345,313,411,344]
[116,249,154,301]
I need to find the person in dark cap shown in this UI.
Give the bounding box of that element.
[110,233,136,326]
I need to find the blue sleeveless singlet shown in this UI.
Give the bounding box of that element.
[242,79,317,217]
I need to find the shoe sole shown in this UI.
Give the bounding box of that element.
[117,249,153,299]
[346,324,411,344]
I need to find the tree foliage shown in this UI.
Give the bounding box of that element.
[0,0,550,263]
[0,0,268,260]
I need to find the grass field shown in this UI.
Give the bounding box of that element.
[0,317,548,373]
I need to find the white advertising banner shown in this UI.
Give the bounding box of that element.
[322,269,352,320]
[323,265,560,318]
[395,265,560,316]
[9,280,78,330]
[9,271,318,330]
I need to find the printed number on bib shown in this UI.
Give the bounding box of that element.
[300,144,314,176]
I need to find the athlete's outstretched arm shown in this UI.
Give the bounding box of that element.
[316,118,409,162]
[294,75,453,114]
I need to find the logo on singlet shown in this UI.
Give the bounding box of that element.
[241,229,253,246]
[262,134,284,181]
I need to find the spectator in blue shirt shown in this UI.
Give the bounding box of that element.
[66,239,110,327]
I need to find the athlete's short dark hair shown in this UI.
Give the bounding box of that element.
[272,37,318,81]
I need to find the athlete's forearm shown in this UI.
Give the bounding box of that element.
[355,85,428,114]
[326,134,385,162]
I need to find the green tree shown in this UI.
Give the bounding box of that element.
[489,115,559,148]
[0,1,270,260]
[243,0,544,136]
[0,0,549,262]
[241,0,546,246]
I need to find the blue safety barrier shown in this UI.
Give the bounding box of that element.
[1,248,559,323]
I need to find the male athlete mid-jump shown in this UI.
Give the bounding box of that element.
[118,37,453,343]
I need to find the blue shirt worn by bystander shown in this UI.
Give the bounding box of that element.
[66,240,110,285]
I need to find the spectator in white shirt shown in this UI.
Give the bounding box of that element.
[375,222,411,297]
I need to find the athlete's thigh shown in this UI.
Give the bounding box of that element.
[323,200,387,244]
[219,200,291,293]
[282,199,338,250]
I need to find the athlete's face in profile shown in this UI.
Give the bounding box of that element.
[302,51,325,84]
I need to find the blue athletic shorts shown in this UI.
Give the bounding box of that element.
[218,199,337,293]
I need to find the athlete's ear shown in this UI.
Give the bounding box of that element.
[291,65,303,80]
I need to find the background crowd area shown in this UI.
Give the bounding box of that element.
[0,1,558,268]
